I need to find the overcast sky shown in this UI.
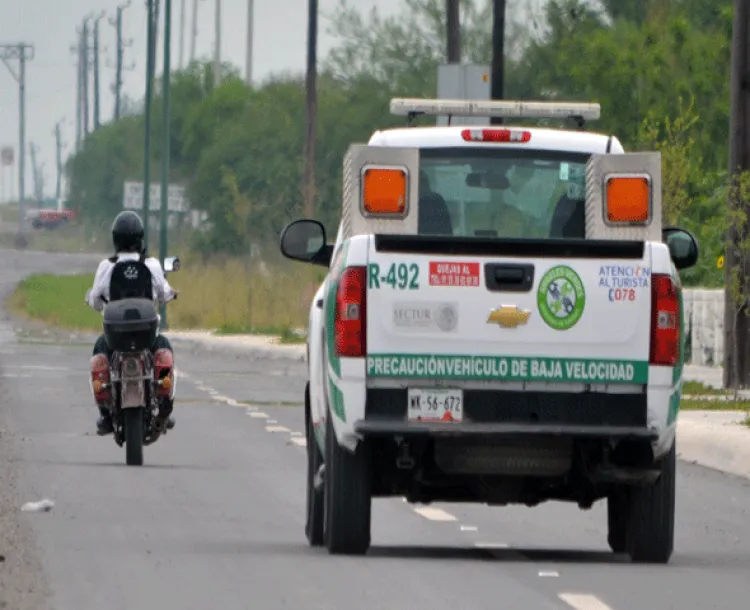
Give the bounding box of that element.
[0,0,403,203]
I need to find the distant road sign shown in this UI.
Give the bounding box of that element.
[1,147,14,166]
[122,181,188,213]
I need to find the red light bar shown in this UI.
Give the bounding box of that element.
[461,129,531,143]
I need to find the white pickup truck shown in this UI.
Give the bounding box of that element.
[279,98,699,564]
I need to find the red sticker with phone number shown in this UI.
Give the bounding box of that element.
[429,262,480,287]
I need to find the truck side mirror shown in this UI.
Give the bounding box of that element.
[279,219,332,267]
[663,227,699,271]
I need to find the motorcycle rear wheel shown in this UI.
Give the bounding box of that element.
[124,408,144,466]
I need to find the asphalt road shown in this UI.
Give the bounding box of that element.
[2,250,750,609]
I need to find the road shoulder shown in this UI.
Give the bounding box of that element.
[0,370,51,609]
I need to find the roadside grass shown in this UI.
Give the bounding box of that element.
[680,398,750,411]
[682,380,729,396]
[6,255,322,338]
[8,273,102,330]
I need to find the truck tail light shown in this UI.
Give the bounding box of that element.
[650,274,680,366]
[334,266,367,358]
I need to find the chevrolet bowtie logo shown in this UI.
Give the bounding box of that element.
[487,306,531,328]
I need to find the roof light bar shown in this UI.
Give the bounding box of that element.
[390,98,601,121]
[461,128,531,143]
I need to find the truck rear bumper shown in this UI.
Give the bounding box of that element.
[353,419,657,441]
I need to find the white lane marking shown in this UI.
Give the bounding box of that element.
[1,373,32,378]
[208,389,219,395]
[413,507,457,521]
[290,431,303,437]
[267,419,278,424]
[460,525,478,531]
[538,571,559,578]
[266,425,290,433]
[196,385,211,392]
[249,412,268,418]
[474,542,509,549]
[559,594,615,610]
[290,437,307,447]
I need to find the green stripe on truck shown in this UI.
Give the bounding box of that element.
[367,354,649,384]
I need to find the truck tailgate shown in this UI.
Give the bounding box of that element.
[365,235,651,387]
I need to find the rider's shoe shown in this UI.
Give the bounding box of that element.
[97,408,114,435]
[158,398,175,431]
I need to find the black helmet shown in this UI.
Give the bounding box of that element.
[112,211,145,253]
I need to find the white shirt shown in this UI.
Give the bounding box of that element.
[86,252,176,312]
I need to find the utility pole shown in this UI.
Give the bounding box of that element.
[245,0,253,85]
[29,143,39,203]
[110,1,133,122]
[725,0,750,389]
[93,14,104,131]
[153,0,161,68]
[446,0,460,62]
[490,0,506,125]
[54,121,63,200]
[82,17,91,137]
[190,0,199,64]
[179,0,186,68]
[303,0,318,218]
[213,0,221,86]
[143,0,156,248]
[0,43,34,238]
[73,30,82,150]
[160,0,173,327]
[93,12,105,130]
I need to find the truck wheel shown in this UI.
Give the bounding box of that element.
[624,441,676,563]
[323,411,372,555]
[606,491,628,554]
[304,383,324,546]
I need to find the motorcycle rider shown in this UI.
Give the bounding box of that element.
[86,210,177,435]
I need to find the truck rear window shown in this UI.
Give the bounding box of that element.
[418,148,590,239]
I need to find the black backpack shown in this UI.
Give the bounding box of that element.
[108,254,154,302]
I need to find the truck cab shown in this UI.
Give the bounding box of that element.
[279,98,699,564]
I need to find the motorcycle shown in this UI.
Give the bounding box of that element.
[88,256,181,466]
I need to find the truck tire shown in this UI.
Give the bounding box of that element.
[323,411,372,555]
[606,491,628,554]
[304,383,324,546]
[624,441,676,563]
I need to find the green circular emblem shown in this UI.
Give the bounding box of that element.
[537,265,585,330]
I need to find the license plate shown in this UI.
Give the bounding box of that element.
[407,388,463,423]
